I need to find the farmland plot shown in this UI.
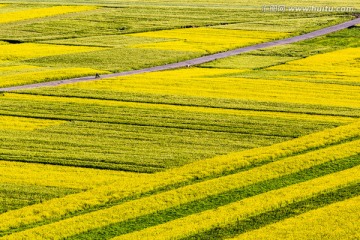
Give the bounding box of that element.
[0,0,359,239]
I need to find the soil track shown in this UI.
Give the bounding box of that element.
[1,17,359,92]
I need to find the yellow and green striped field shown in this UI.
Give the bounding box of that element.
[0,0,359,239]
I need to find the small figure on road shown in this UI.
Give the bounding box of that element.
[186,64,190,68]
[95,73,101,79]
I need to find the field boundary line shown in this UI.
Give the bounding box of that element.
[0,17,359,92]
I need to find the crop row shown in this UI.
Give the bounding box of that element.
[112,166,360,240]
[2,137,360,238]
[234,195,360,240]
[0,121,359,233]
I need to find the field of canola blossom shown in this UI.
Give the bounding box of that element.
[0,0,359,239]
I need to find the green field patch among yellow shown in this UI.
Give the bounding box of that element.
[0,5,97,24]
[130,28,288,53]
[0,116,64,131]
[201,55,298,69]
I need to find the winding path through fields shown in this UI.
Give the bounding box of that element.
[1,17,359,92]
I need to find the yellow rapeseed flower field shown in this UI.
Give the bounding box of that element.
[263,47,360,86]
[0,161,143,190]
[130,28,288,53]
[0,67,109,87]
[269,48,360,75]
[0,65,40,73]
[0,6,97,24]
[233,196,360,240]
[0,116,64,131]
[112,166,360,240]
[68,67,360,108]
[0,121,359,232]
[0,43,104,62]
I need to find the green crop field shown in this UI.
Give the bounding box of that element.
[0,0,359,239]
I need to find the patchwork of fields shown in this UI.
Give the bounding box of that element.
[0,0,359,239]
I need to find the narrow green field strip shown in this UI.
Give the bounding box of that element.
[187,184,360,240]
[0,183,78,214]
[66,154,360,239]
[21,88,360,118]
[200,55,299,69]
[111,166,360,240]
[2,93,355,124]
[0,153,165,173]
[3,140,360,239]
[23,47,199,72]
[231,194,360,240]
[0,122,358,233]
